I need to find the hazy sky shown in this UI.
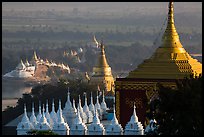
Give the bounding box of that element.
[2,2,202,15]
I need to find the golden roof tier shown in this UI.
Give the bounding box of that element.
[127,2,202,79]
[90,39,114,92]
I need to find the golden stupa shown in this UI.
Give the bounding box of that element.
[89,41,114,92]
[115,2,202,127]
[127,2,202,79]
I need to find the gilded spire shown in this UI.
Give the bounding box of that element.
[97,42,109,67]
[161,2,183,49]
[33,51,38,61]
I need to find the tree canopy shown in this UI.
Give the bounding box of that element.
[148,75,202,135]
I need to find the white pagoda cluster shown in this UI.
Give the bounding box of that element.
[16,90,145,135]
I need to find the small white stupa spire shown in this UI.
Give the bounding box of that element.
[50,99,58,124]
[36,101,42,122]
[45,100,53,128]
[29,102,38,127]
[78,95,87,123]
[36,104,51,130]
[63,87,77,125]
[124,103,144,135]
[106,104,123,135]
[83,92,93,123]
[130,103,138,123]
[40,104,48,124]
[70,106,88,135]
[57,99,65,123]
[53,99,70,135]
[92,107,100,124]
[87,107,105,135]
[22,104,31,123]
[95,91,102,120]
[73,99,77,113]
[89,92,95,115]
[100,90,108,116]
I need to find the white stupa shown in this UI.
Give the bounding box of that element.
[106,105,123,135]
[62,88,77,125]
[94,93,102,120]
[88,92,95,115]
[50,99,58,125]
[83,92,93,123]
[72,99,77,113]
[88,107,105,135]
[36,101,42,122]
[77,95,88,124]
[29,102,39,128]
[53,100,70,135]
[16,104,34,135]
[100,90,108,118]
[45,100,53,128]
[35,104,51,131]
[70,106,88,135]
[124,104,144,135]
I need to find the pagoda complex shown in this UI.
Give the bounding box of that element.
[115,2,202,128]
[89,41,115,92]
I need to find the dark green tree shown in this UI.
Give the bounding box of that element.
[149,75,202,135]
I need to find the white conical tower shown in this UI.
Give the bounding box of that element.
[70,106,88,135]
[29,102,39,128]
[63,88,77,125]
[36,101,42,122]
[45,100,53,128]
[17,104,34,135]
[87,107,105,135]
[100,90,108,118]
[106,105,123,135]
[78,95,87,124]
[36,104,51,131]
[83,92,93,123]
[50,99,58,125]
[72,99,77,113]
[124,103,144,135]
[89,92,95,115]
[94,92,102,120]
[53,100,70,135]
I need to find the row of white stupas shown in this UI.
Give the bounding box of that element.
[16,89,153,135]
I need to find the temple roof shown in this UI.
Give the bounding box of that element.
[128,2,202,79]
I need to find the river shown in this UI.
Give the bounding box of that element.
[2,77,33,111]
